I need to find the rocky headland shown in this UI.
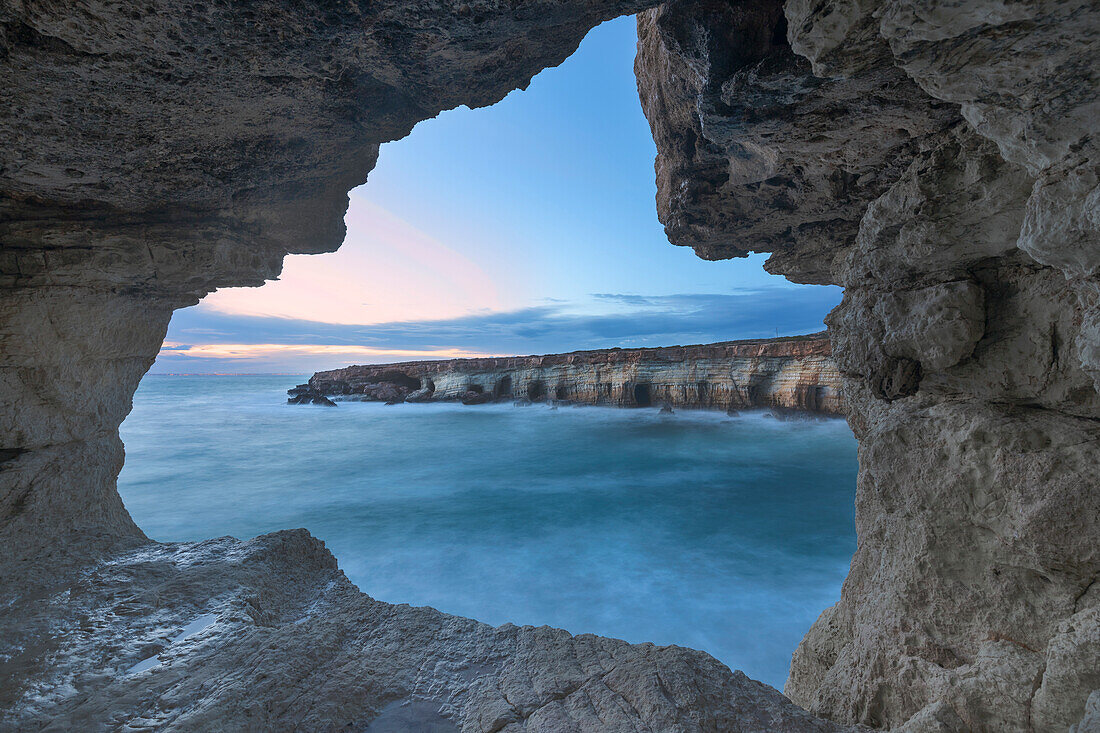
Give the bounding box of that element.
[2,0,1098,730]
[289,334,843,415]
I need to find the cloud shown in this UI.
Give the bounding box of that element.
[591,293,657,306]
[160,342,503,361]
[199,199,514,325]
[152,286,841,373]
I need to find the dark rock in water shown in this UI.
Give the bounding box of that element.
[384,401,399,406]
[659,404,674,414]
[287,392,336,406]
[360,382,408,403]
[460,390,491,405]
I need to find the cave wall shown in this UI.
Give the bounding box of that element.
[1,0,1098,729]
[635,0,1099,728]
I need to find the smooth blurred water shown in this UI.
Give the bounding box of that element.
[119,374,857,689]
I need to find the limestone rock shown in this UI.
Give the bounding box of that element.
[0,0,659,566]
[1071,691,1100,733]
[636,0,1100,728]
[634,0,957,283]
[1,0,861,727]
[305,334,844,414]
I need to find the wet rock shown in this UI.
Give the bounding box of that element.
[287,389,337,406]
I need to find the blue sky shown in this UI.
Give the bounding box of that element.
[156,16,840,374]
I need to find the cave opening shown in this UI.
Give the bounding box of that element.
[105,9,853,714]
[527,379,544,401]
[5,0,1094,724]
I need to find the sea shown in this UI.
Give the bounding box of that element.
[118,374,857,690]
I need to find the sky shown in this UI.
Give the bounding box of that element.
[155,15,841,374]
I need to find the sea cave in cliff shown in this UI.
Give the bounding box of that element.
[2,1,1099,731]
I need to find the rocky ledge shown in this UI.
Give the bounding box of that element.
[289,334,843,415]
[0,531,862,732]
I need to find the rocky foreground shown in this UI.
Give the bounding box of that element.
[289,334,843,415]
[1,531,863,732]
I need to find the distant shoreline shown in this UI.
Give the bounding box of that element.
[288,334,844,415]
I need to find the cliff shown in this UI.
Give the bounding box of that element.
[2,0,1098,730]
[292,334,844,415]
[636,1,1100,729]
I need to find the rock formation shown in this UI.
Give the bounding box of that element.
[292,334,843,415]
[636,0,1099,729]
[1,530,863,731]
[1,0,1097,730]
[0,1,849,730]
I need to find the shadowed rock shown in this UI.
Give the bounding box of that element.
[636,0,1100,728]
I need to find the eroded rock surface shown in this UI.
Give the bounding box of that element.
[0,531,863,732]
[295,334,843,414]
[2,0,1099,729]
[636,0,1100,729]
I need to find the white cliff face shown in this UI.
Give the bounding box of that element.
[304,336,843,415]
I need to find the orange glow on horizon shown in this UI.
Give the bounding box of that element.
[159,342,504,362]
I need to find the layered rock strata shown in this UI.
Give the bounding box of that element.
[636,0,1100,729]
[292,334,843,415]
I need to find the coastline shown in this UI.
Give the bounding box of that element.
[289,333,844,415]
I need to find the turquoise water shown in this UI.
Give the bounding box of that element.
[118,374,857,689]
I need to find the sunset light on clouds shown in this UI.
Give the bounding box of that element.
[202,197,516,325]
[160,342,502,362]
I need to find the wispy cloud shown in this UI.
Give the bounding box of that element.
[153,286,841,373]
[200,199,515,325]
[160,342,503,361]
